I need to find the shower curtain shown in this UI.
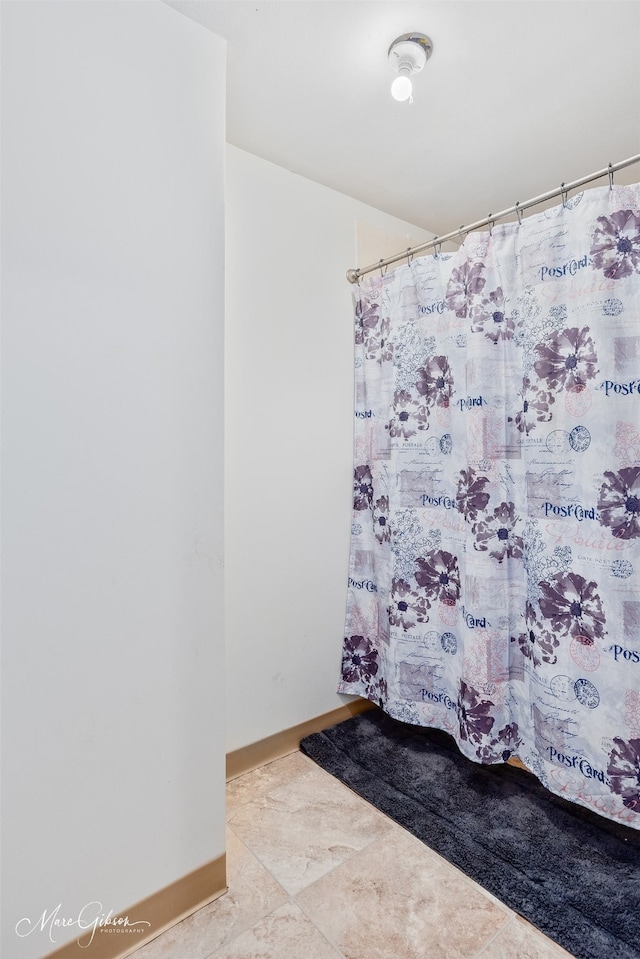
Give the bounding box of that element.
[338,182,640,828]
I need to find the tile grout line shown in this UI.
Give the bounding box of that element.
[239,820,395,901]
[292,894,348,959]
[205,825,290,957]
[225,761,405,957]
[470,913,517,959]
[229,752,511,957]
[208,821,348,959]
[225,752,578,959]
[300,753,522,919]
[227,758,399,897]
[225,752,318,819]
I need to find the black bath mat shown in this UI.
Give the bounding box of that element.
[300,708,640,959]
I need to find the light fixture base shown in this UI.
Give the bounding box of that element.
[388,33,433,76]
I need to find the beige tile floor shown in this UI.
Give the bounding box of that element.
[132,751,577,959]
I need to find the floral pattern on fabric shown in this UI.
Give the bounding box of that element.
[457,680,495,746]
[415,355,454,409]
[607,738,640,812]
[471,287,516,343]
[533,327,598,392]
[367,675,389,710]
[355,295,391,363]
[373,495,390,544]
[387,389,428,439]
[598,467,640,540]
[473,502,523,562]
[342,184,640,829]
[353,465,374,511]
[415,550,461,605]
[590,209,640,280]
[538,572,606,643]
[391,510,442,582]
[354,296,379,346]
[388,578,430,629]
[445,261,486,317]
[509,377,555,434]
[511,602,560,666]
[477,723,522,763]
[456,468,491,523]
[341,635,379,685]
[369,318,391,364]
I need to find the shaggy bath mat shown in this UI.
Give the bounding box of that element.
[300,708,640,959]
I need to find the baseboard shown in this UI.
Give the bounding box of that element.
[508,756,530,772]
[41,854,226,959]
[225,700,532,782]
[226,699,375,780]
[37,702,525,959]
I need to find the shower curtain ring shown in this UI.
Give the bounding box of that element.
[608,162,614,190]
[433,235,441,257]
[488,214,494,236]
[515,202,523,226]
[458,225,465,244]
[561,183,568,208]
[406,247,414,265]
[378,259,388,277]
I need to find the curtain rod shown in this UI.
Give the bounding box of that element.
[346,154,640,284]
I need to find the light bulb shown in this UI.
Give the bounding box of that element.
[391,67,412,102]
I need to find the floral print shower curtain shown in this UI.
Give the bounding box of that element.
[338,183,640,828]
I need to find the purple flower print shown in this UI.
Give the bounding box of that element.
[373,495,391,544]
[477,723,522,763]
[471,287,516,344]
[456,468,490,523]
[473,502,523,563]
[509,376,555,434]
[341,635,379,684]
[366,314,392,364]
[445,261,486,318]
[511,602,560,667]
[354,295,391,362]
[353,465,374,511]
[607,737,640,812]
[415,355,454,409]
[533,327,598,392]
[538,571,606,644]
[457,680,495,746]
[598,467,640,540]
[387,389,428,439]
[415,550,461,605]
[354,296,379,346]
[590,209,640,280]
[388,578,430,630]
[366,675,388,710]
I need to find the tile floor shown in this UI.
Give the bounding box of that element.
[132,750,576,959]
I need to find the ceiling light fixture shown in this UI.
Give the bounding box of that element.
[388,33,433,103]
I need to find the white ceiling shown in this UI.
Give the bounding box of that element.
[168,1,640,235]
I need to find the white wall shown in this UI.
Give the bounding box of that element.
[225,145,432,752]
[1,4,226,957]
